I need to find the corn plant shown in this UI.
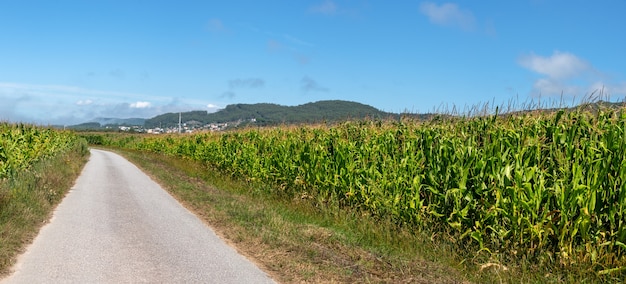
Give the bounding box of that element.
[86,107,626,271]
[1,123,81,179]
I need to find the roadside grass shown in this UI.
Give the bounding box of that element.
[112,147,476,283]
[0,142,89,276]
[111,146,620,283]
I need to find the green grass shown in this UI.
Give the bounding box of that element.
[0,141,89,276]
[112,147,470,283]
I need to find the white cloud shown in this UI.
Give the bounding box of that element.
[530,78,578,96]
[309,0,337,15]
[0,82,217,125]
[519,51,626,98]
[531,79,626,99]
[519,51,590,79]
[590,82,626,96]
[76,99,93,106]
[419,2,476,31]
[130,101,151,108]
[0,82,148,101]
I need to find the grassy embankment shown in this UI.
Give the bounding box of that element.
[0,124,89,276]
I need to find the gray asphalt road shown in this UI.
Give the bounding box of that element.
[2,149,275,284]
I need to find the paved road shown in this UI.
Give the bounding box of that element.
[2,149,275,283]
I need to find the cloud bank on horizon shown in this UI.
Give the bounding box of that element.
[0,1,624,125]
[518,51,626,97]
[0,82,219,125]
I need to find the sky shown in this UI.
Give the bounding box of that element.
[1,0,625,125]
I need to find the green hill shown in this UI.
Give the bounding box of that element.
[144,100,395,128]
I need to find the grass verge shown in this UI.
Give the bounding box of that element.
[0,142,89,276]
[111,147,475,283]
[115,147,614,283]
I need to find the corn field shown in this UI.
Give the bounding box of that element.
[84,108,626,271]
[0,123,82,179]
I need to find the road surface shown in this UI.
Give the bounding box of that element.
[2,149,275,283]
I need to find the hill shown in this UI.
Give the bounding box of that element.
[144,100,395,128]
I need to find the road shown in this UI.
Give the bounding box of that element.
[2,149,275,283]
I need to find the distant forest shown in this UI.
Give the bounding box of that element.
[144,100,400,128]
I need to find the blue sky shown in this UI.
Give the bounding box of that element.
[1,0,625,125]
